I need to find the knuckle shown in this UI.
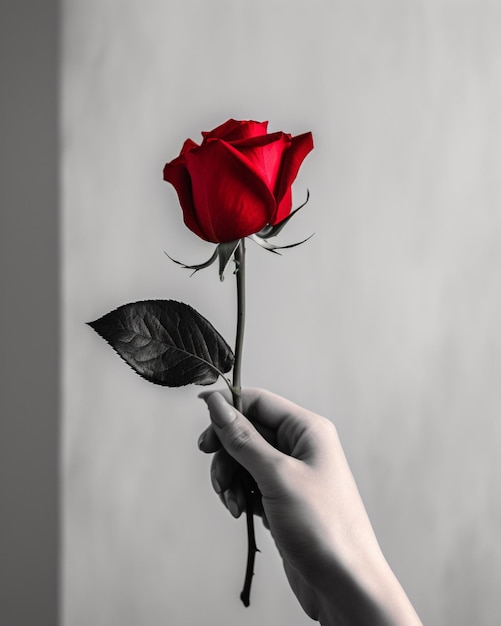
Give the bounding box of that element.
[321,415,339,438]
[310,414,339,441]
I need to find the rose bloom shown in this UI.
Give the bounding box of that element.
[163,119,313,243]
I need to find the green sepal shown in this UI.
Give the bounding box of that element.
[256,190,310,240]
[165,247,219,275]
[248,233,314,255]
[217,240,240,281]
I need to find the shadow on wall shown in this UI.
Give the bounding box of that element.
[0,2,59,626]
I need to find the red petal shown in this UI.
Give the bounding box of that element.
[185,140,275,243]
[201,119,268,143]
[273,132,314,224]
[180,138,199,155]
[163,155,207,240]
[230,132,291,195]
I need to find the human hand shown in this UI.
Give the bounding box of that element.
[198,389,422,626]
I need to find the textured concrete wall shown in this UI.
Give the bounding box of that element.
[63,2,501,625]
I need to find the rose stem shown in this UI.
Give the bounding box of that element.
[231,238,259,608]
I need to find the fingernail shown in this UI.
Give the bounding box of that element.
[207,393,236,428]
[226,495,240,518]
[197,431,205,449]
[211,470,222,494]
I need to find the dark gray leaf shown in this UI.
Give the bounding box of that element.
[88,300,234,387]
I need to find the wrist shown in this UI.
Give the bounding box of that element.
[314,550,422,626]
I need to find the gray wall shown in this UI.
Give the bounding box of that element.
[63,2,501,625]
[0,1,59,625]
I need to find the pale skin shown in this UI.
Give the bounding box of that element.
[198,389,423,626]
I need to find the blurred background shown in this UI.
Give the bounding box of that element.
[2,1,501,625]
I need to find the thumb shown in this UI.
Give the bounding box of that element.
[204,392,282,488]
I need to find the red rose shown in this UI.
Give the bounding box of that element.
[163,119,313,243]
